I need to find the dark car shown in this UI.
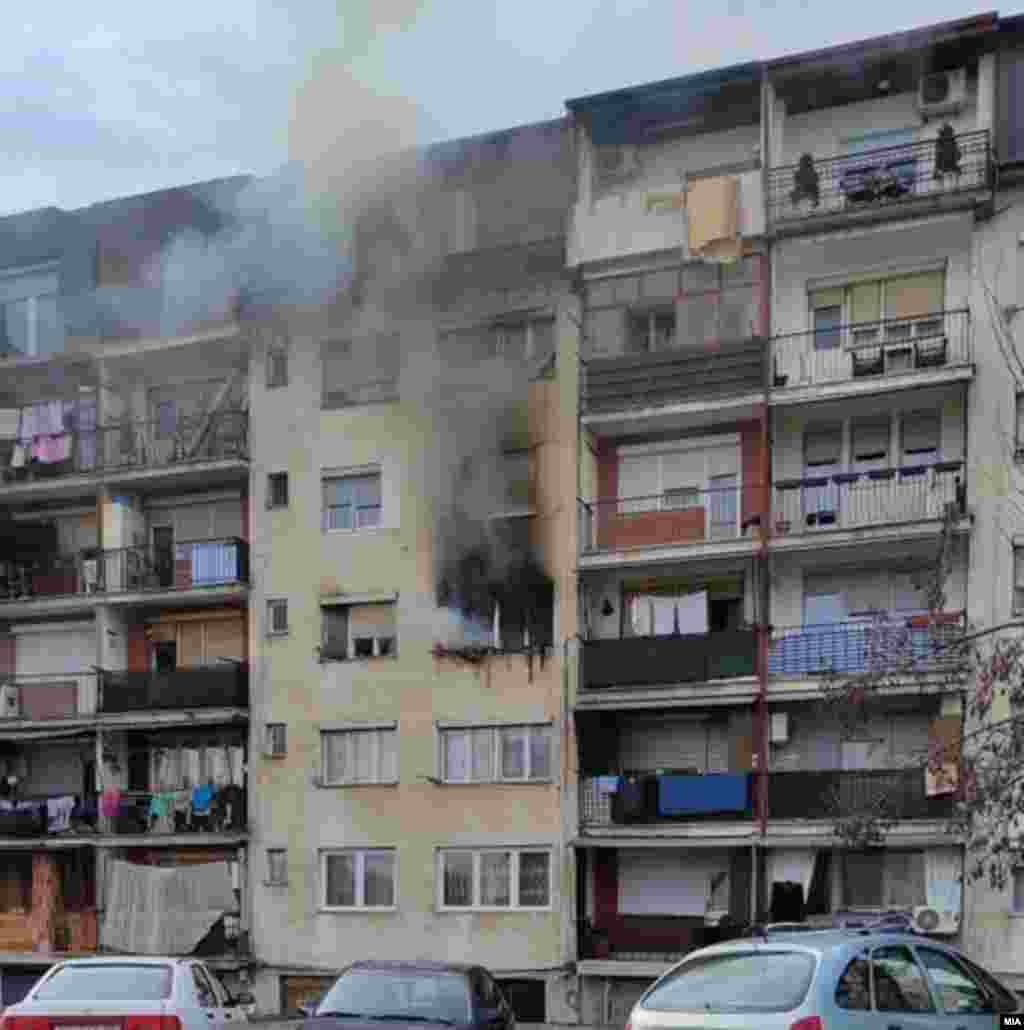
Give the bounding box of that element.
[300,961,515,1030]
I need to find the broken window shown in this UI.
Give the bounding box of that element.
[320,602,397,661]
[321,335,400,408]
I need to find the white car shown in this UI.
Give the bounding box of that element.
[0,956,254,1030]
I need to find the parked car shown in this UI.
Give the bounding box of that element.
[0,956,254,1030]
[299,960,515,1030]
[626,928,1020,1029]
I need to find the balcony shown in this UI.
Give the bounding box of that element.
[767,130,992,233]
[0,411,248,488]
[772,310,971,394]
[579,483,764,559]
[581,339,767,419]
[0,539,249,607]
[769,615,965,678]
[0,673,99,721]
[581,631,757,690]
[99,665,248,713]
[767,768,955,821]
[772,462,964,540]
[579,773,753,826]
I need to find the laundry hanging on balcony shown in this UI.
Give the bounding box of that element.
[686,175,743,265]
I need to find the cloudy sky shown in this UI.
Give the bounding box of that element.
[1,0,1011,216]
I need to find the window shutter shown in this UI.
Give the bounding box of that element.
[901,411,941,456]
[618,455,659,499]
[348,603,396,637]
[852,418,891,461]
[810,287,845,311]
[213,501,243,539]
[849,281,881,324]
[885,271,944,320]
[205,617,244,662]
[705,445,739,479]
[179,623,204,667]
[804,427,841,465]
[659,450,707,491]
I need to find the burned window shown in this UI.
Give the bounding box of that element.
[627,309,676,353]
[320,602,397,662]
[57,849,95,911]
[322,335,400,408]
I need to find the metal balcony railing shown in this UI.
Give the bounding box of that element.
[767,768,955,820]
[772,461,964,536]
[0,539,249,602]
[772,309,970,390]
[581,631,757,689]
[769,615,966,677]
[0,410,248,484]
[579,773,754,825]
[99,665,249,713]
[768,129,991,225]
[579,482,764,553]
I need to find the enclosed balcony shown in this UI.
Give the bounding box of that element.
[772,309,971,393]
[769,614,965,678]
[0,673,99,721]
[99,664,248,714]
[581,631,757,690]
[767,129,992,233]
[772,461,964,540]
[766,768,955,821]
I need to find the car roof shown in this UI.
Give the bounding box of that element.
[46,957,187,965]
[347,961,476,976]
[683,928,942,960]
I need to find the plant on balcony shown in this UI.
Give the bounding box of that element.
[933,123,962,178]
[790,154,820,209]
[827,787,897,850]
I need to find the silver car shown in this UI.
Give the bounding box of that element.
[627,929,1020,1030]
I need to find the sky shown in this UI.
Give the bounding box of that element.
[0,0,1016,217]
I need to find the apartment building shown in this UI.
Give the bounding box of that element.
[0,179,253,1004]
[245,120,580,1020]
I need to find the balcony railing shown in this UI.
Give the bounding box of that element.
[579,483,764,554]
[0,673,99,720]
[767,129,991,225]
[581,631,757,689]
[767,768,955,820]
[579,773,753,826]
[581,339,767,415]
[772,309,970,390]
[99,664,249,713]
[769,615,965,677]
[0,539,249,602]
[0,411,248,485]
[772,462,964,536]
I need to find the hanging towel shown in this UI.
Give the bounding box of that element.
[191,782,215,815]
[100,787,121,819]
[46,795,76,833]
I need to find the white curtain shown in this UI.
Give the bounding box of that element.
[925,848,963,918]
[767,848,817,898]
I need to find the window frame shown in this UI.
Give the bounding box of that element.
[439,724,553,785]
[320,847,397,911]
[320,600,398,662]
[266,599,289,637]
[266,848,288,886]
[1015,546,1024,616]
[841,849,926,910]
[437,848,552,911]
[0,266,62,358]
[266,346,289,389]
[266,723,287,758]
[322,469,383,533]
[267,472,289,510]
[320,726,399,786]
[626,306,677,353]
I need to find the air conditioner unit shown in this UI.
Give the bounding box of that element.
[770,712,789,745]
[0,684,21,719]
[916,69,968,119]
[911,905,960,935]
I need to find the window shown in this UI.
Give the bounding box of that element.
[0,268,62,358]
[813,305,843,351]
[1014,868,1024,912]
[267,599,289,636]
[627,309,676,353]
[1017,393,1024,452]
[1015,548,1024,614]
[267,346,288,389]
[617,439,739,519]
[33,964,174,1002]
[321,727,398,785]
[835,957,871,1010]
[322,335,400,407]
[266,723,287,757]
[842,850,925,909]
[320,601,397,661]
[267,472,289,510]
[191,965,219,1009]
[901,410,941,470]
[440,725,552,783]
[915,947,991,1015]
[0,854,32,911]
[851,416,891,473]
[438,849,551,910]
[323,472,382,531]
[870,945,934,1013]
[322,849,396,909]
[266,849,287,886]
[442,318,555,366]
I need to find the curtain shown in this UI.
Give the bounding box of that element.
[443,852,473,906]
[518,853,549,907]
[190,541,237,585]
[364,852,394,906]
[324,733,348,783]
[500,729,526,779]
[886,271,944,321]
[925,848,963,916]
[443,731,468,782]
[325,853,356,907]
[850,281,882,324]
[901,411,941,465]
[480,852,510,906]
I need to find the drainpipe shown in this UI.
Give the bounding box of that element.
[757,251,772,840]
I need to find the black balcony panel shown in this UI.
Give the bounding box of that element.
[100,664,249,713]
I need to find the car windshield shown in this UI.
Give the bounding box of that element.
[32,964,174,1002]
[641,950,817,1014]
[316,971,472,1025]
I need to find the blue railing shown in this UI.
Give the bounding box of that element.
[769,616,964,677]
